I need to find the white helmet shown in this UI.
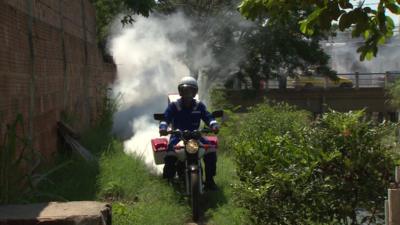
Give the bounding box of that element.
[178,76,198,98]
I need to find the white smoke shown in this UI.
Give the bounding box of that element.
[323,32,400,73]
[321,32,400,87]
[109,12,215,173]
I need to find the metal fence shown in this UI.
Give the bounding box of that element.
[264,72,399,89]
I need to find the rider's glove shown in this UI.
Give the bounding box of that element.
[159,129,168,136]
[159,121,168,136]
[211,124,220,134]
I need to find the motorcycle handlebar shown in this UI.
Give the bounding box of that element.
[161,129,215,136]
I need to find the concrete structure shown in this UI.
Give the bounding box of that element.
[224,88,396,119]
[0,201,111,225]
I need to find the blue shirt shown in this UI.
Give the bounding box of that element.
[159,98,217,131]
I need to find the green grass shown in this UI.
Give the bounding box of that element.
[36,135,189,224]
[98,146,249,225]
[34,120,115,201]
[34,120,248,224]
[29,89,250,223]
[204,153,250,225]
[34,156,98,201]
[97,141,189,225]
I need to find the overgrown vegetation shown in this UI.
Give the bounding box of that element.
[203,152,250,225]
[97,141,189,225]
[27,89,243,224]
[4,84,398,225]
[0,88,120,203]
[34,89,119,202]
[217,100,399,224]
[0,114,44,203]
[33,90,188,223]
[7,80,396,225]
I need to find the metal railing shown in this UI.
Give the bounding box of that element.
[261,72,399,89]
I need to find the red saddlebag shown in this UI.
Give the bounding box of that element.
[151,138,168,165]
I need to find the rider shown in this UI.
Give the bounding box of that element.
[159,76,220,190]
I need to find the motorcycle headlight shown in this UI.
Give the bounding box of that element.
[186,139,199,154]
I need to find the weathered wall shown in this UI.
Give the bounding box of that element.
[224,88,395,114]
[0,0,116,160]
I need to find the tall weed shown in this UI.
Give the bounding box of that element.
[0,114,43,203]
[35,87,120,201]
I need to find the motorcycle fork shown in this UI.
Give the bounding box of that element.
[198,160,203,194]
[185,159,203,195]
[185,161,189,195]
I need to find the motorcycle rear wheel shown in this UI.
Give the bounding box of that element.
[190,171,200,221]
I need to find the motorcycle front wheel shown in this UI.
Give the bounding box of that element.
[190,171,200,221]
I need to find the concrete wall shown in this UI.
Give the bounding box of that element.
[224,88,395,118]
[0,0,116,160]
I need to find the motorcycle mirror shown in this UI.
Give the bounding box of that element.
[153,113,165,121]
[212,110,223,118]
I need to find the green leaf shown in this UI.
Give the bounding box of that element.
[363,30,370,39]
[386,16,395,31]
[386,3,400,14]
[308,7,323,21]
[357,46,367,61]
[299,19,308,33]
[338,0,353,9]
[238,0,265,20]
[338,13,352,30]
[299,6,326,35]
[365,50,374,60]
[364,7,373,14]
[299,20,315,35]
[377,35,386,45]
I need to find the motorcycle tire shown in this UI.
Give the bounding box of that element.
[190,171,200,221]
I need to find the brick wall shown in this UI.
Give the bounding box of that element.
[0,0,116,160]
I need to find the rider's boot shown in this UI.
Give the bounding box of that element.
[204,176,218,191]
[163,155,177,182]
[204,153,218,191]
[176,161,185,184]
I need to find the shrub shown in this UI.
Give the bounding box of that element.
[229,103,397,225]
[310,110,396,224]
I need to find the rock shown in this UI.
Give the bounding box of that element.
[0,201,111,225]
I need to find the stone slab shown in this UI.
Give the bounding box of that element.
[389,189,400,225]
[0,201,111,225]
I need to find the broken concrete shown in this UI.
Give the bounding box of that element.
[0,201,111,225]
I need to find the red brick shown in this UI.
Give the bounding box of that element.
[1,0,116,162]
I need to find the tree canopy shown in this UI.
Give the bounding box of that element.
[154,0,336,89]
[236,5,335,89]
[239,0,400,61]
[90,0,156,51]
[91,0,335,89]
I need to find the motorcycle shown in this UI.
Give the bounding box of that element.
[152,110,223,221]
